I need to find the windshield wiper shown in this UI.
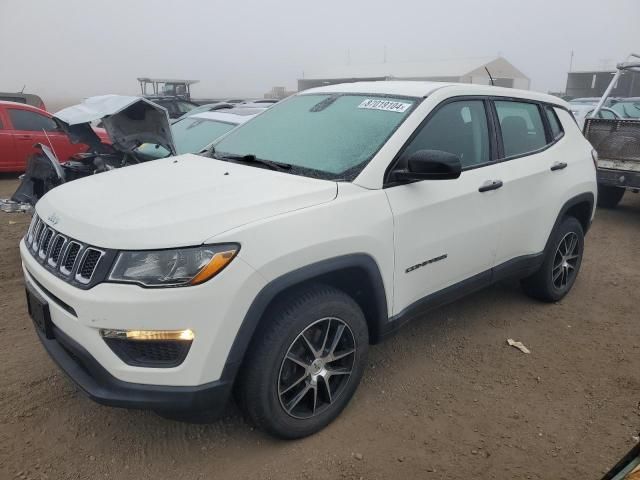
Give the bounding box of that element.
[215,152,292,171]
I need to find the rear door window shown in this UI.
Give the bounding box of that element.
[544,106,564,139]
[495,101,547,157]
[8,109,58,131]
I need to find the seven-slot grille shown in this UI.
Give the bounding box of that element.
[25,214,106,286]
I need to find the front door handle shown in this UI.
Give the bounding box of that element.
[478,180,503,193]
[17,134,33,140]
[550,162,567,171]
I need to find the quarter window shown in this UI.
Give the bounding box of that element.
[495,101,547,157]
[400,100,490,169]
[8,109,57,132]
[544,106,564,139]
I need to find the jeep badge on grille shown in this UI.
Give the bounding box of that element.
[47,213,60,226]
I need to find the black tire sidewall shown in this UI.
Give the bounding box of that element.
[241,286,369,439]
[542,217,585,301]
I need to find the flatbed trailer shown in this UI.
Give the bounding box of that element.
[585,54,640,208]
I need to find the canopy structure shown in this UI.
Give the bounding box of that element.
[137,78,199,99]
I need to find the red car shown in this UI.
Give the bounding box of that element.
[0,101,109,173]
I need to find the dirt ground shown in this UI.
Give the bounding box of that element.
[1,174,639,480]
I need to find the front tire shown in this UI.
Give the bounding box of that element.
[597,184,625,209]
[522,216,584,302]
[236,284,368,439]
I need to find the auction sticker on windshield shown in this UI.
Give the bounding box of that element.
[358,98,412,113]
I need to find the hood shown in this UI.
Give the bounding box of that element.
[36,154,337,249]
[54,95,176,155]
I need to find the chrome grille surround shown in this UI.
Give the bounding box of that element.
[60,241,82,276]
[75,248,106,284]
[24,213,114,289]
[48,235,67,268]
[38,227,55,259]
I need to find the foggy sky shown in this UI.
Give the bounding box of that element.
[1,0,638,109]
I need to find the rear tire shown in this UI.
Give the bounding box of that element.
[597,184,625,209]
[236,284,368,439]
[522,216,584,302]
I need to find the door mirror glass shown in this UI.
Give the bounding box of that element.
[395,149,462,182]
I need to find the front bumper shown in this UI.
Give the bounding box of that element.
[34,319,232,412]
[20,236,266,389]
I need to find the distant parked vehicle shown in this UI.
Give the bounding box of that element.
[173,102,235,121]
[571,97,640,120]
[137,77,201,118]
[9,97,264,205]
[237,101,277,109]
[0,101,108,172]
[609,97,640,119]
[10,95,172,204]
[0,91,46,111]
[137,107,266,159]
[223,98,280,105]
[569,97,603,106]
[569,104,621,130]
[146,97,200,119]
[251,99,280,104]
[138,78,198,101]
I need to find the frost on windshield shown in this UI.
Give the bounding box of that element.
[214,94,417,180]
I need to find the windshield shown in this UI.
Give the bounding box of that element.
[611,101,640,118]
[136,117,238,159]
[212,93,418,180]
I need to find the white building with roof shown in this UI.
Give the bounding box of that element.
[298,56,530,91]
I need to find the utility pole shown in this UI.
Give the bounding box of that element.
[569,50,574,73]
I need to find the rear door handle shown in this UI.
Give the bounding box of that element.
[550,162,567,171]
[478,180,503,193]
[17,134,33,140]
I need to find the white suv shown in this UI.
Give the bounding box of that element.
[21,81,597,438]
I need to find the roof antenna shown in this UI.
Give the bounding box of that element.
[20,84,26,93]
[484,67,495,86]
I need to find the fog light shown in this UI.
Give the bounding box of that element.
[100,329,194,368]
[100,328,195,341]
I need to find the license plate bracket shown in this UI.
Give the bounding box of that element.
[26,284,54,339]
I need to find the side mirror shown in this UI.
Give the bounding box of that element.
[394,149,462,182]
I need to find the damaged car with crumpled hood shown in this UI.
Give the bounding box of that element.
[10,95,177,207]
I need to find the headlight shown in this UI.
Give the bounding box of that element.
[108,244,239,287]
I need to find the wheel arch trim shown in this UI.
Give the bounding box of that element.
[220,253,389,384]
[545,192,594,254]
